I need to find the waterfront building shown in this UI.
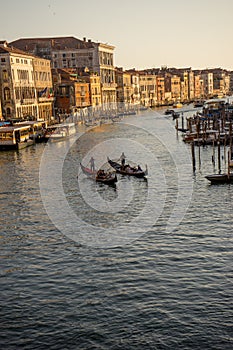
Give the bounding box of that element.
[78,68,102,110]
[229,71,233,95]
[156,75,165,106]
[123,71,134,107]
[201,71,214,99]
[180,71,189,102]
[188,70,195,101]
[210,68,230,98]
[115,67,124,105]
[193,73,204,99]
[0,94,2,120]
[10,36,117,110]
[139,72,157,107]
[128,70,140,106]
[0,41,53,121]
[165,74,181,104]
[115,68,135,108]
[32,56,54,122]
[52,68,91,116]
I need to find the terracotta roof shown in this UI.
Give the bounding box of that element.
[9,36,95,51]
[0,44,34,57]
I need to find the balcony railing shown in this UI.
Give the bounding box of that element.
[102,82,117,89]
[38,97,55,102]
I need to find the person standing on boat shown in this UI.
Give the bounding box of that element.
[89,157,95,171]
[120,152,126,168]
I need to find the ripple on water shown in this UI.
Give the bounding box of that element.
[0,116,233,349]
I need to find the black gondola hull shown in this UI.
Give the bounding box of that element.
[205,173,233,184]
[107,158,147,178]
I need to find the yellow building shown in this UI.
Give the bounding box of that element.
[139,73,157,107]
[0,41,53,121]
[33,57,54,121]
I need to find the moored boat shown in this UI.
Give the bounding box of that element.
[85,120,98,127]
[193,100,205,108]
[164,109,174,115]
[107,157,147,178]
[205,150,233,184]
[173,102,183,109]
[205,173,233,184]
[15,120,48,143]
[0,124,34,150]
[45,122,76,142]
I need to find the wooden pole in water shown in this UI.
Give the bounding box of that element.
[191,141,196,173]
[217,123,221,174]
[196,118,201,168]
[176,118,178,136]
[212,138,215,171]
[217,141,221,174]
[229,121,233,180]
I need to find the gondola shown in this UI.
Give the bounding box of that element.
[107,157,147,178]
[205,173,233,184]
[80,163,117,185]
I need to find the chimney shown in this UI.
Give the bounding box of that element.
[83,37,86,42]
[88,39,91,43]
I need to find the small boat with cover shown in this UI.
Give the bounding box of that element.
[107,157,147,178]
[80,163,117,184]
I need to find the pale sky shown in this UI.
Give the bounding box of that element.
[1,0,233,70]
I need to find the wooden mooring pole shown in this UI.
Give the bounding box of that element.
[191,141,196,173]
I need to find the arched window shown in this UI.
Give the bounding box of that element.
[4,87,11,101]
[6,108,11,117]
[2,69,8,81]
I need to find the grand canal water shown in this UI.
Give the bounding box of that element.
[0,108,232,349]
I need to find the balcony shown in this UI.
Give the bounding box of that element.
[102,82,117,89]
[38,96,55,102]
[20,98,36,105]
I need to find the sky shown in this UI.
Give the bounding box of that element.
[1,0,233,71]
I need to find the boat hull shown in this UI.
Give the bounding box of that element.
[107,158,147,178]
[80,163,117,184]
[205,173,233,184]
[0,139,34,150]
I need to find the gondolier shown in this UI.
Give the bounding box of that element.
[89,157,95,171]
[120,152,126,168]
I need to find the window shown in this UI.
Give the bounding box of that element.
[4,87,11,100]
[1,57,6,63]
[2,70,8,80]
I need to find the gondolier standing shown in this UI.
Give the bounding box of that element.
[120,152,126,168]
[89,157,95,171]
